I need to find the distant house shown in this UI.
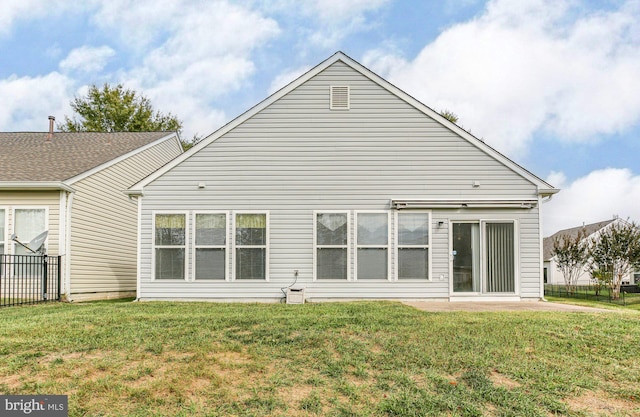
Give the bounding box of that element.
[0,124,182,300]
[543,218,637,286]
[128,52,558,302]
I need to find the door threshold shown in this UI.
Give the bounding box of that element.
[449,296,521,302]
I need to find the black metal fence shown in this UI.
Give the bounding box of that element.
[544,284,640,306]
[0,255,62,307]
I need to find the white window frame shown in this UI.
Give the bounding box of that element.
[448,219,519,295]
[232,211,269,281]
[192,211,229,281]
[355,211,390,281]
[395,210,432,281]
[0,207,6,255]
[152,211,188,281]
[313,211,351,281]
[12,206,49,255]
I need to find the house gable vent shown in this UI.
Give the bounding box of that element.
[330,86,350,110]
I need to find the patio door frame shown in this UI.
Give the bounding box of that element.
[449,219,519,298]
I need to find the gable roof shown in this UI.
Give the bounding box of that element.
[128,51,559,196]
[0,131,178,187]
[543,219,616,261]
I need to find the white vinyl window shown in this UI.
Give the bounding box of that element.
[12,207,48,278]
[356,212,389,280]
[314,212,350,280]
[233,213,268,280]
[0,208,5,255]
[154,213,187,280]
[194,212,227,280]
[13,208,47,256]
[396,212,431,280]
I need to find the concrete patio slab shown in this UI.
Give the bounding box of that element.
[403,301,615,313]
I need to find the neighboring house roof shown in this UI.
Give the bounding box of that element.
[543,219,616,261]
[0,131,178,188]
[128,51,559,197]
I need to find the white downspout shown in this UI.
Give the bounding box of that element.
[65,191,74,300]
[539,194,546,301]
[135,195,142,301]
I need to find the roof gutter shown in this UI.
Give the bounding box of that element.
[124,189,144,198]
[0,181,75,193]
[538,188,560,198]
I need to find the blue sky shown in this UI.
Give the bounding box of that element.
[1,0,639,234]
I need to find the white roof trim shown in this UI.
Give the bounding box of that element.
[66,132,181,185]
[128,52,557,194]
[391,198,538,210]
[124,189,143,197]
[0,181,75,193]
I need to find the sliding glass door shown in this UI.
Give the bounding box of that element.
[485,222,515,293]
[452,221,516,294]
[452,223,480,292]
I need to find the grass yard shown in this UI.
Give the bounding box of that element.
[1,301,639,416]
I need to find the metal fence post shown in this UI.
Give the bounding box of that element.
[57,256,61,301]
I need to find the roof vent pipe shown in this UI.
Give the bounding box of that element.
[46,116,55,142]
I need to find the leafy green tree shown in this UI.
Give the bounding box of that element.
[588,220,640,299]
[552,229,589,293]
[59,83,183,135]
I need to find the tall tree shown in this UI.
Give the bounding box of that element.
[59,83,183,134]
[588,220,640,299]
[552,229,589,293]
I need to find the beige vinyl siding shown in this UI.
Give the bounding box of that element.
[0,191,61,256]
[69,138,181,296]
[138,61,542,300]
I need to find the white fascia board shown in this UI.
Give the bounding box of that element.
[391,198,539,209]
[538,187,560,197]
[65,132,181,185]
[124,189,144,197]
[0,181,75,193]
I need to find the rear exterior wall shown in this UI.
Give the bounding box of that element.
[137,61,542,301]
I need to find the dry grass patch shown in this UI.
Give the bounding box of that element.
[489,370,521,389]
[566,390,640,416]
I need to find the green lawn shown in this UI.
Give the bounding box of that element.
[1,301,639,416]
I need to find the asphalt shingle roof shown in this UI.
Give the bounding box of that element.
[0,131,172,182]
[542,219,615,261]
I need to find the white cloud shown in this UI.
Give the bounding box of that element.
[307,0,389,48]
[59,45,115,73]
[543,168,640,236]
[90,0,185,49]
[256,0,389,49]
[311,0,389,22]
[0,72,74,131]
[89,0,280,140]
[363,0,640,158]
[0,0,75,36]
[268,66,311,94]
